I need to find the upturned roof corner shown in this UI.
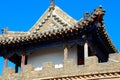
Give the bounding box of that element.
[0,4,117,53]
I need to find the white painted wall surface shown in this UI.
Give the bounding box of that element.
[28,45,77,70]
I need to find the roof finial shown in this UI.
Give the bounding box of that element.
[49,0,55,11]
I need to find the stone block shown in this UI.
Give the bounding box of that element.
[109,53,120,62]
[0,76,2,79]
[85,56,98,65]
[40,62,55,77]
[2,68,15,76]
[21,64,34,73]
[42,62,55,70]
[63,59,76,70]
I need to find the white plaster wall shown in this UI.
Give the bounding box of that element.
[28,45,77,70]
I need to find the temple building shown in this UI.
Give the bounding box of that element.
[0,0,120,80]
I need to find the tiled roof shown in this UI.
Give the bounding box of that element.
[0,5,118,53]
[28,6,76,34]
[47,72,120,80]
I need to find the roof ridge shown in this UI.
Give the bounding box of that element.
[28,5,76,34]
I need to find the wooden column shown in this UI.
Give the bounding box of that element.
[84,41,88,58]
[64,41,68,60]
[21,50,26,68]
[77,45,84,65]
[4,56,8,69]
[15,64,19,73]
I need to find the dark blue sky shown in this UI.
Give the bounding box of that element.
[0,0,120,75]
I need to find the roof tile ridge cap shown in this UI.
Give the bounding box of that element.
[8,31,28,33]
[51,14,68,27]
[94,5,106,16]
[104,28,118,53]
[95,7,117,53]
[102,26,118,53]
[54,5,77,22]
[28,7,52,33]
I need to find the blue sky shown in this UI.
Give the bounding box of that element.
[0,0,120,75]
